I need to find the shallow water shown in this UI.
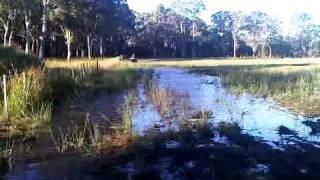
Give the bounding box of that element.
[4,67,320,179]
[132,68,319,143]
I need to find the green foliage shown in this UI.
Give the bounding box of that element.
[0,47,37,73]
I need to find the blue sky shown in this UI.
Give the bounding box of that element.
[127,0,320,27]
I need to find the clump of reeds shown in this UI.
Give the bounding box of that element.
[121,90,136,136]
[50,113,100,154]
[146,82,173,118]
[1,69,52,130]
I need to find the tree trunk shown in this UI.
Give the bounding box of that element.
[64,29,73,61]
[3,30,8,46]
[192,21,196,58]
[8,17,15,47]
[67,42,71,61]
[3,24,9,46]
[76,48,79,57]
[233,34,237,58]
[31,38,35,55]
[252,46,256,58]
[8,29,13,47]
[81,48,85,58]
[99,36,103,57]
[87,34,92,60]
[269,46,272,58]
[38,0,49,61]
[24,12,31,54]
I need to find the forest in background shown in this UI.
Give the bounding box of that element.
[0,0,320,61]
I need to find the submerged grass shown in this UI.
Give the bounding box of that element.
[121,90,136,136]
[50,113,100,154]
[0,138,14,175]
[146,82,174,118]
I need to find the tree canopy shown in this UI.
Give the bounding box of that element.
[0,0,319,59]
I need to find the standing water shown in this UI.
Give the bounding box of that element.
[4,67,320,179]
[132,68,319,143]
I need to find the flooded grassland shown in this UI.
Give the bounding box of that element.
[2,60,320,180]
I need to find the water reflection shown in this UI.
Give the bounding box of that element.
[130,68,320,143]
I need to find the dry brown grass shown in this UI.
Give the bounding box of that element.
[147,82,173,118]
[45,57,120,69]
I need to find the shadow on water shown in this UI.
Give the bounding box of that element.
[3,67,320,179]
[303,119,320,135]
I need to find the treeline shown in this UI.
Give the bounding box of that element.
[1,0,320,60]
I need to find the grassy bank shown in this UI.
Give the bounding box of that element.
[193,64,320,116]
[0,48,50,135]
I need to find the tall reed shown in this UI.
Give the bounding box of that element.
[1,69,52,129]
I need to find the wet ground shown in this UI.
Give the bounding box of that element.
[3,68,320,179]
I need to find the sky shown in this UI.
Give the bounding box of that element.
[127,0,320,32]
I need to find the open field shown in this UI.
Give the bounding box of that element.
[134,58,320,68]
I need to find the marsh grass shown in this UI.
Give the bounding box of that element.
[146,82,174,118]
[50,113,100,154]
[121,90,136,136]
[197,65,320,116]
[0,69,52,130]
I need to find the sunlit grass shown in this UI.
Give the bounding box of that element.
[134,58,320,68]
[45,57,120,69]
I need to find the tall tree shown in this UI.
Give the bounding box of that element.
[211,11,243,58]
[0,0,17,46]
[38,0,51,61]
[240,11,278,58]
[20,0,41,54]
[172,0,205,57]
[53,0,81,61]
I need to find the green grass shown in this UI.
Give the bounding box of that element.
[0,69,52,131]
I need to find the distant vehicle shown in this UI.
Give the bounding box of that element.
[119,53,137,63]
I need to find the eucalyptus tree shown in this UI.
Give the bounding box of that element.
[240,11,279,58]
[211,11,243,58]
[53,0,81,61]
[20,0,41,54]
[291,13,320,57]
[38,0,52,60]
[0,0,18,46]
[171,0,205,57]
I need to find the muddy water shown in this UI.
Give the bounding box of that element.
[4,67,320,179]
